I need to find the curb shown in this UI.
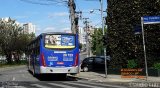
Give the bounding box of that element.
[74,75,160,88]
[74,76,134,87]
[76,76,159,83]
[69,74,152,83]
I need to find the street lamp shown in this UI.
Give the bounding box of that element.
[90,0,107,78]
[100,0,107,78]
[90,9,101,13]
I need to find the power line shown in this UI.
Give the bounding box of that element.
[83,0,99,1]
[20,0,78,34]
[20,0,67,6]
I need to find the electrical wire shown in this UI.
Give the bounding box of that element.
[83,0,99,1]
[20,0,67,6]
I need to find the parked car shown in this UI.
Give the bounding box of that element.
[81,56,110,72]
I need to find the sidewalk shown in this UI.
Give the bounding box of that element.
[75,71,160,82]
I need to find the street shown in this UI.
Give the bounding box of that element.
[0,65,127,88]
[0,81,126,88]
[1,0,160,88]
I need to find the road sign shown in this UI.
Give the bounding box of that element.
[141,16,160,81]
[134,25,142,34]
[143,16,160,24]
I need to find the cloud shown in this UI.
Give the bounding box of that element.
[62,27,72,33]
[35,26,56,36]
[59,19,70,24]
[14,16,28,19]
[25,11,39,15]
[43,26,67,32]
[43,27,56,32]
[35,27,41,31]
[35,26,71,36]
[48,12,69,18]
[62,27,70,31]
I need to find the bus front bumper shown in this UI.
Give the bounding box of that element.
[40,66,79,74]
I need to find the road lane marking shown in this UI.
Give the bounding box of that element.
[48,83,78,88]
[78,81,127,88]
[63,82,104,88]
[31,84,51,88]
[14,86,27,88]
[12,77,15,81]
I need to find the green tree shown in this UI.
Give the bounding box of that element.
[127,59,138,68]
[91,27,107,56]
[0,18,21,63]
[107,0,160,68]
[0,18,35,63]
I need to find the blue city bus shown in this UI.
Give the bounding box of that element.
[27,32,79,77]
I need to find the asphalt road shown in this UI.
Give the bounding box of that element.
[0,65,79,81]
[0,81,127,88]
[0,53,128,88]
[0,65,128,88]
[0,53,87,82]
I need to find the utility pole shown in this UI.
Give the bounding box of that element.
[83,18,90,57]
[68,0,78,34]
[100,0,107,78]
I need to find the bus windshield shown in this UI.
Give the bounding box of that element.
[44,34,75,49]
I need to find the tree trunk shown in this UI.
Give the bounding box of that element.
[6,52,12,64]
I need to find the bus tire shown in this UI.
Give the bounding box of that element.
[32,65,36,76]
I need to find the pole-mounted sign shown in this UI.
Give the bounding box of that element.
[143,16,160,24]
[141,16,160,81]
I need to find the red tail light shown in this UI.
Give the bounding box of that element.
[73,53,79,66]
[41,53,46,67]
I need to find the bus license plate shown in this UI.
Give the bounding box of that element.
[57,62,64,65]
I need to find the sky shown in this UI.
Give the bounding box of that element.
[0,0,107,36]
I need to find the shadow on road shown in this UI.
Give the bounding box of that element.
[28,70,77,81]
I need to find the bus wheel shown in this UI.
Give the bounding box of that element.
[33,70,38,77]
[32,69,35,76]
[32,66,36,76]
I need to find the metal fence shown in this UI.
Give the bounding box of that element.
[0,56,7,65]
[0,55,27,65]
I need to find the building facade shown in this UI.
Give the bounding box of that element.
[23,23,36,34]
[78,27,85,45]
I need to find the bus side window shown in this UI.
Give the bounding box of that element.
[36,48,40,55]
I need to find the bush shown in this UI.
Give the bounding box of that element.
[127,59,137,68]
[153,63,160,69]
